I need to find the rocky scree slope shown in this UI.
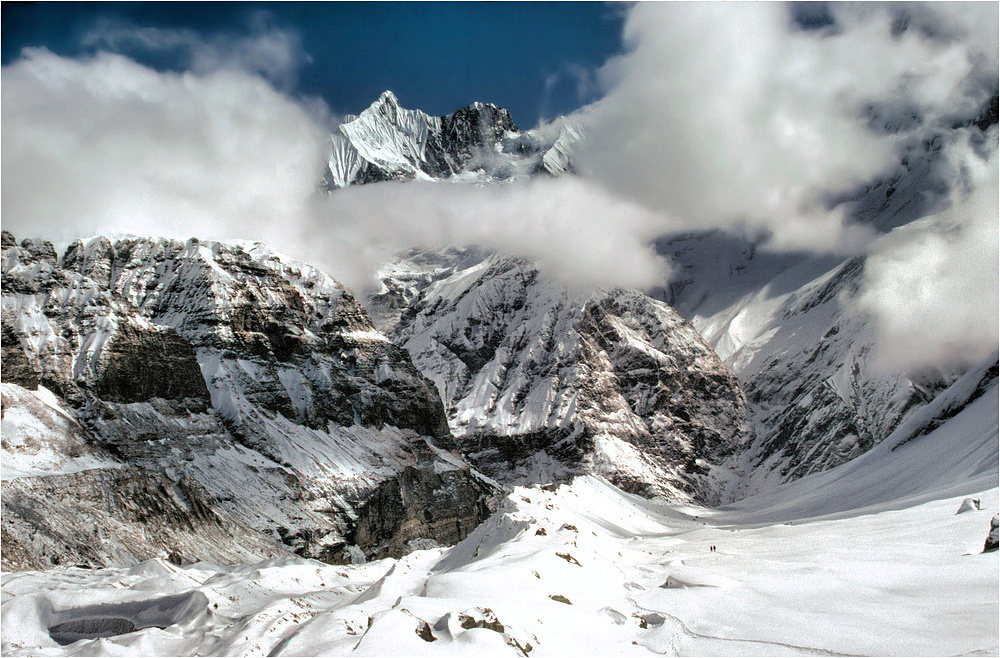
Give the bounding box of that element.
[370,248,753,504]
[1,230,495,570]
[325,90,580,188]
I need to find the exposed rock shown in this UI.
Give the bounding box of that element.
[985,515,999,553]
[19,238,57,263]
[2,235,495,569]
[458,607,505,633]
[0,382,279,572]
[371,249,752,503]
[555,552,581,566]
[93,324,210,403]
[2,324,39,389]
[344,455,493,562]
[1,463,280,571]
[415,619,436,642]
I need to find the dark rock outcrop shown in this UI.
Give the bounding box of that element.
[94,324,210,403]
[985,515,999,553]
[2,324,40,389]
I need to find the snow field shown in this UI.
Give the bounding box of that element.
[3,469,996,656]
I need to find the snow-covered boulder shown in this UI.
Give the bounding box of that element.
[957,498,982,514]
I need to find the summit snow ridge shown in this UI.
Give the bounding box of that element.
[325,90,582,187]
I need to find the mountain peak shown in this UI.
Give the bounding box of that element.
[375,89,401,108]
[326,93,577,188]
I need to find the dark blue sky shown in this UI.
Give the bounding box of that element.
[1,1,627,124]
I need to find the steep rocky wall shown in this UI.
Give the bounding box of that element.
[2,234,496,570]
[371,250,753,503]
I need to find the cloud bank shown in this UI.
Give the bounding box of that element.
[3,4,997,372]
[299,177,668,293]
[858,133,999,371]
[1,38,668,293]
[576,2,996,249]
[2,48,327,251]
[572,2,998,370]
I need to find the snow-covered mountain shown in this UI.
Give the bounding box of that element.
[1,231,495,570]
[324,91,580,187]
[369,248,752,504]
[321,90,994,504]
[647,231,986,500]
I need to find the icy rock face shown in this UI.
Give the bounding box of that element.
[326,91,580,187]
[1,234,494,568]
[370,249,752,503]
[0,383,279,571]
[654,232,955,499]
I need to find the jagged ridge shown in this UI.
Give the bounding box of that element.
[325,90,581,187]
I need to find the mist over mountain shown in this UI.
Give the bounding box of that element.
[2,3,997,656]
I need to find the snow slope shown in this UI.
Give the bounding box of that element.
[4,352,995,656]
[653,231,959,500]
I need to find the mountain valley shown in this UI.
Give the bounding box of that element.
[2,88,997,657]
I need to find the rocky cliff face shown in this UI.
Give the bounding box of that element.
[1,231,496,569]
[0,381,280,572]
[325,91,580,187]
[370,248,752,504]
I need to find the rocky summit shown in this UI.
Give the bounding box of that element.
[325,90,581,187]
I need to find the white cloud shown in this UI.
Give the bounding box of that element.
[2,2,996,376]
[574,2,997,252]
[300,177,669,294]
[80,12,309,90]
[1,47,667,296]
[1,48,328,250]
[858,132,999,371]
